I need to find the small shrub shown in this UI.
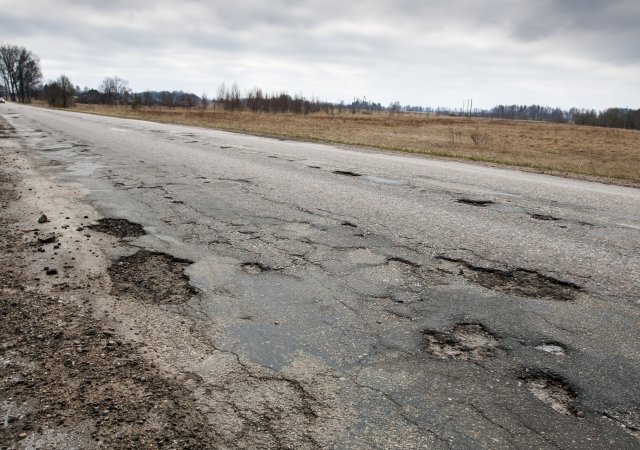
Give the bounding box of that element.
[470,128,491,148]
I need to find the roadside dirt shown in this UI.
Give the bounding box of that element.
[0,122,219,449]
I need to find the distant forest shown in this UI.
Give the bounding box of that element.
[1,42,639,131]
[75,85,640,131]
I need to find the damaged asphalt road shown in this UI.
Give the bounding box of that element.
[1,104,640,449]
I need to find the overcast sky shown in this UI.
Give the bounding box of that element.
[1,0,638,109]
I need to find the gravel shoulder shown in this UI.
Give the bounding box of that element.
[0,120,220,449]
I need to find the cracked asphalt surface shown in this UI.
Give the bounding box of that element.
[2,103,640,449]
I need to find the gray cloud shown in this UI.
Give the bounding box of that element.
[0,0,638,108]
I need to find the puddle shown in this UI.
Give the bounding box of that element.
[108,251,196,304]
[424,323,504,361]
[363,176,401,185]
[456,198,495,207]
[438,257,580,301]
[88,218,146,238]
[65,160,102,178]
[522,372,578,416]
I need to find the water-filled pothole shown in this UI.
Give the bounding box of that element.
[108,251,196,304]
[88,218,146,238]
[424,323,504,361]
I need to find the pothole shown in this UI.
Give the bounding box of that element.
[88,218,146,238]
[530,213,560,221]
[424,323,504,361]
[456,198,494,207]
[438,257,580,301]
[0,125,15,138]
[534,343,567,356]
[386,257,448,286]
[522,371,578,416]
[333,170,361,177]
[387,257,420,268]
[241,262,273,274]
[108,250,196,304]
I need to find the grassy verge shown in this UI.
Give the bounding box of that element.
[59,104,640,185]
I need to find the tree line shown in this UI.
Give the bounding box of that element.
[425,104,640,131]
[2,42,639,131]
[571,108,640,130]
[473,104,640,130]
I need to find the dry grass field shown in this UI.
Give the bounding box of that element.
[72,104,640,184]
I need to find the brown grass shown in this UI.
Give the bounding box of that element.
[68,104,640,184]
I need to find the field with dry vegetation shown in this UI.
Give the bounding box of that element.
[71,104,640,184]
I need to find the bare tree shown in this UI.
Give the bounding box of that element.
[99,76,130,104]
[183,92,195,110]
[201,92,209,111]
[58,75,74,108]
[99,77,116,104]
[141,91,154,106]
[42,81,62,107]
[0,43,42,103]
[216,83,227,102]
[17,48,42,102]
[42,75,75,108]
[0,43,19,101]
